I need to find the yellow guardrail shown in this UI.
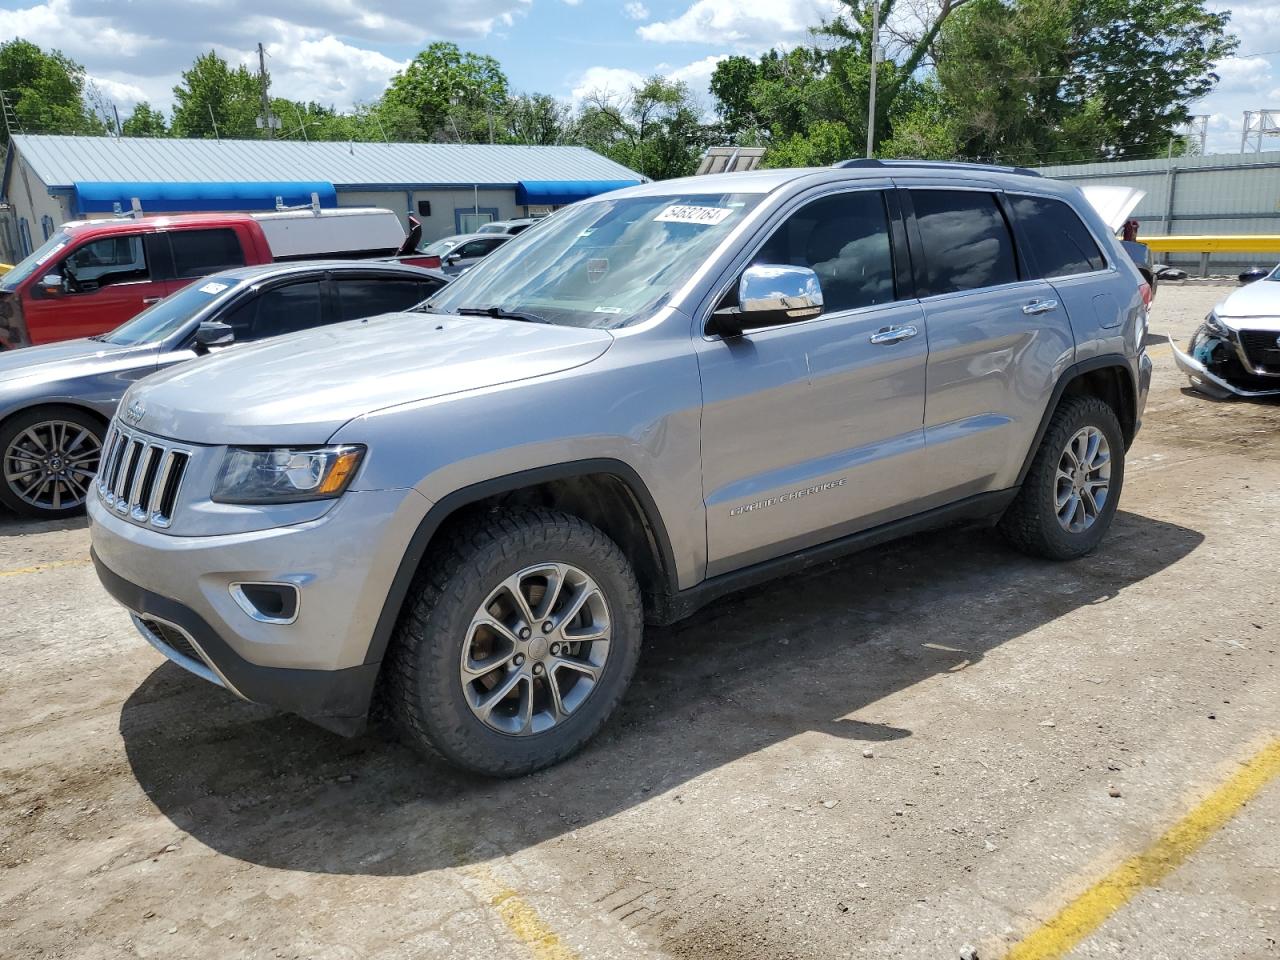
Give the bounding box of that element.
[1142,235,1280,254]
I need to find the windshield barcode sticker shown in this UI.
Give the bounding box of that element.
[654,205,734,226]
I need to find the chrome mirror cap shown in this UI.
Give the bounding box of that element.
[739,264,824,320]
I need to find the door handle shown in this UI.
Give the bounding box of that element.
[141,297,162,304]
[1022,299,1058,315]
[869,324,919,345]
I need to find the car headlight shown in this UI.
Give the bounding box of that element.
[212,445,365,504]
[1203,311,1230,337]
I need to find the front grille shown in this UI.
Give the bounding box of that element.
[1238,329,1280,372]
[96,422,191,527]
[140,617,202,663]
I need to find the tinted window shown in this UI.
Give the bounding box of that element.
[457,239,497,258]
[222,280,325,341]
[753,190,896,313]
[169,229,245,279]
[1009,195,1106,278]
[335,276,441,321]
[64,235,149,288]
[910,190,1019,295]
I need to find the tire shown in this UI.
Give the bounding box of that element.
[999,395,1125,561]
[387,507,644,777]
[0,405,106,519]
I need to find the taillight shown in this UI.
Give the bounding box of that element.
[1139,281,1153,308]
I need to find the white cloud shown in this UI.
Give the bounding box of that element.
[571,65,648,101]
[261,31,407,107]
[624,2,650,20]
[636,0,841,48]
[1213,55,1272,91]
[663,53,729,87]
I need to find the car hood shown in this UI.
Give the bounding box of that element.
[0,337,155,386]
[1216,280,1280,330]
[123,312,615,445]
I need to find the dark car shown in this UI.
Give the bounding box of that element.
[418,233,512,276]
[0,261,446,519]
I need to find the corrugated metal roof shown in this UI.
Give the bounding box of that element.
[10,135,644,189]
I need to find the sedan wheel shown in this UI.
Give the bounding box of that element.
[1,413,103,517]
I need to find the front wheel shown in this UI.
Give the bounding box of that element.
[386,508,643,777]
[0,406,105,519]
[999,395,1125,560]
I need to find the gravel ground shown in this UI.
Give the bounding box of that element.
[1,282,1277,960]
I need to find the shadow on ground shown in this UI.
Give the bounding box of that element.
[119,510,1201,876]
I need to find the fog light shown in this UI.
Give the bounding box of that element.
[230,582,300,624]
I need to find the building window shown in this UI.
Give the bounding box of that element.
[455,207,498,233]
[417,200,432,217]
[40,215,55,240]
[17,218,32,257]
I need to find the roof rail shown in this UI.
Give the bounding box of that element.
[834,158,1041,178]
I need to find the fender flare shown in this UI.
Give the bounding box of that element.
[363,458,678,667]
[1015,352,1137,487]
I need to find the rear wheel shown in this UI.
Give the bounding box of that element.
[999,395,1125,560]
[0,406,105,519]
[387,508,643,777]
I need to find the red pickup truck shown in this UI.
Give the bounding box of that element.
[0,207,433,348]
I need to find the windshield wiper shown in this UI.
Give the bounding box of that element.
[456,305,550,325]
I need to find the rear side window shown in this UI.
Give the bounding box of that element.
[334,276,441,321]
[753,190,896,312]
[1009,195,1106,278]
[910,190,1019,295]
[169,229,246,279]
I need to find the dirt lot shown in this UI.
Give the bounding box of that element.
[1,283,1277,960]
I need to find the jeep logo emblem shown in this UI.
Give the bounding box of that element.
[124,400,145,425]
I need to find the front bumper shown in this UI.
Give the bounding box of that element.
[1169,335,1280,399]
[89,485,432,732]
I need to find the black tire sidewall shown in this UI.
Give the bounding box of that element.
[406,516,642,775]
[0,405,106,519]
[1027,398,1125,559]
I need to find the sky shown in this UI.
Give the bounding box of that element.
[0,0,1278,158]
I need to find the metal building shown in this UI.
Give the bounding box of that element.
[1,135,644,263]
[1037,150,1280,273]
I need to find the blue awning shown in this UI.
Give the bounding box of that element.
[515,179,641,206]
[72,180,337,214]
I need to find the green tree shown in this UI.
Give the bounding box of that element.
[0,39,106,147]
[576,76,711,180]
[381,42,508,142]
[171,50,262,139]
[504,93,574,145]
[121,101,168,137]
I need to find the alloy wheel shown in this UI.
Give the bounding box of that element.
[1055,425,1111,534]
[460,562,611,736]
[2,420,102,513]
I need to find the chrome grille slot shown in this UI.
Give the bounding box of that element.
[95,421,194,528]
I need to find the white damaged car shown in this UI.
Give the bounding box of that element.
[1171,265,1280,398]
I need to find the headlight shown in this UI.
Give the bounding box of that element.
[1203,311,1230,337]
[212,445,365,504]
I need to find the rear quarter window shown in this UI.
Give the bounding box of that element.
[909,190,1020,295]
[1009,195,1107,278]
[169,229,246,279]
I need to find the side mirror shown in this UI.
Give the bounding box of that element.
[712,264,824,337]
[192,320,235,354]
[1238,267,1269,285]
[39,273,64,296]
[444,252,462,264]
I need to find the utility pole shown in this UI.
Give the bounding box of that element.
[865,1,880,158]
[258,42,273,139]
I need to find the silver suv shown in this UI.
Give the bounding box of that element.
[89,161,1153,776]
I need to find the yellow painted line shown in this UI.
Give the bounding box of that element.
[466,865,580,960]
[1005,737,1280,960]
[1143,235,1280,254]
[0,558,92,578]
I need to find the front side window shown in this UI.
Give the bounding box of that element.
[64,235,149,289]
[426,191,765,329]
[169,229,246,279]
[1009,195,1106,278]
[223,280,325,341]
[752,191,896,313]
[910,190,1019,295]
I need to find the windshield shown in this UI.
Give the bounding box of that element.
[420,237,462,256]
[424,192,765,329]
[0,231,72,291]
[103,277,239,346]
